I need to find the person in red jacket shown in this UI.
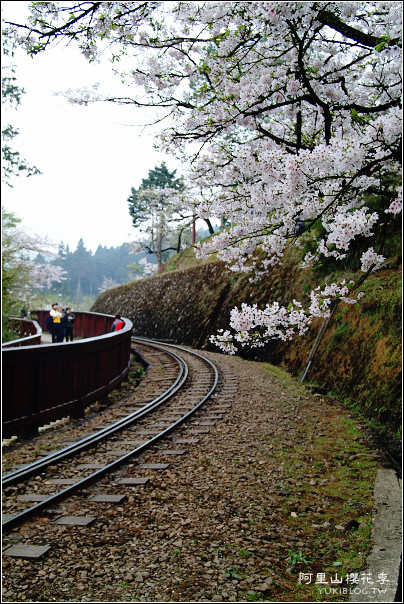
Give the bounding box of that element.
[110,314,124,332]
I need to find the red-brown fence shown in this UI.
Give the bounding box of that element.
[2,311,133,439]
[2,318,42,348]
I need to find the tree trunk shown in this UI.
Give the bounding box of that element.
[204,218,214,235]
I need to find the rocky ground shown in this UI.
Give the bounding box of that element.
[2,350,389,603]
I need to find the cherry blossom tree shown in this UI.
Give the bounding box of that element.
[138,257,159,277]
[5,2,401,351]
[2,208,66,337]
[98,276,121,293]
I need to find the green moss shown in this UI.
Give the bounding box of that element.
[92,240,401,434]
[327,321,350,350]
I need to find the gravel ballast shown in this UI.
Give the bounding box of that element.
[2,350,387,602]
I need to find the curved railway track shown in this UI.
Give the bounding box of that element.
[2,338,226,532]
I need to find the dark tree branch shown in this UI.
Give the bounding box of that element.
[316,9,401,48]
[256,123,309,152]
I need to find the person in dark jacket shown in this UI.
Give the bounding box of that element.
[62,307,76,342]
[110,314,124,332]
[59,307,66,342]
[45,313,53,333]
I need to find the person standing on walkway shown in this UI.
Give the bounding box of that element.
[59,307,66,342]
[63,307,76,342]
[50,303,62,343]
[110,314,124,332]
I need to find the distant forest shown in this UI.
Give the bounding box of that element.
[34,226,213,309]
[34,239,154,309]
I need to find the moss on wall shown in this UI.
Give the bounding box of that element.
[92,260,401,435]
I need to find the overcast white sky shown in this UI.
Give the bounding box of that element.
[2,1,176,253]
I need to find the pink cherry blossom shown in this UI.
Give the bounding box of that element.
[6,1,401,349]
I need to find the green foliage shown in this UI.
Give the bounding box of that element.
[375,35,391,52]
[2,209,28,340]
[129,367,145,382]
[238,549,252,558]
[350,108,371,126]
[127,262,142,278]
[127,162,184,229]
[224,567,240,579]
[288,550,309,567]
[328,321,350,350]
[127,162,191,269]
[359,273,402,330]
[2,30,41,185]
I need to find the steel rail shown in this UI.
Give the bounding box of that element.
[2,341,186,487]
[2,338,219,531]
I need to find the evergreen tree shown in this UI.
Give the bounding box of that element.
[127,163,191,271]
[71,238,93,304]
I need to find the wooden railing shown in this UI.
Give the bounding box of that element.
[32,309,118,340]
[2,311,133,439]
[2,318,42,348]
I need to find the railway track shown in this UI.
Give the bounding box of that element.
[2,338,233,534]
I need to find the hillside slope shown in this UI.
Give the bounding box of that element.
[92,250,401,436]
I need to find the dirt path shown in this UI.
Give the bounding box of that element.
[2,351,390,602]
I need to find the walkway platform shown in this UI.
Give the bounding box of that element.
[349,469,402,602]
